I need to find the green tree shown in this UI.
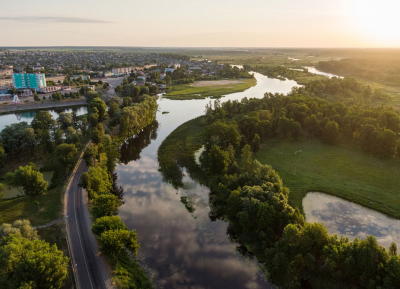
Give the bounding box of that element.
[252,134,260,152]
[0,234,69,289]
[207,145,231,175]
[89,97,107,122]
[92,123,105,144]
[0,219,38,240]
[54,144,78,176]
[114,85,123,94]
[6,164,48,197]
[164,75,172,85]
[323,121,340,145]
[92,194,120,219]
[0,145,6,170]
[80,166,111,199]
[98,229,140,259]
[33,93,40,101]
[83,143,98,167]
[92,216,127,236]
[241,144,253,173]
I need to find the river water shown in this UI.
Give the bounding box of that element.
[303,192,400,250]
[304,66,343,79]
[0,106,88,132]
[115,72,298,289]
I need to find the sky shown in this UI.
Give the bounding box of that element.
[0,0,399,47]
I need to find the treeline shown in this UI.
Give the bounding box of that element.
[204,96,400,160]
[295,76,390,103]
[245,65,299,80]
[0,220,69,288]
[217,64,254,79]
[317,58,400,83]
[0,111,87,160]
[168,64,253,85]
[80,99,157,288]
[198,100,400,288]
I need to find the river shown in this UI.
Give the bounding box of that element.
[115,72,298,288]
[0,106,88,132]
[303,192,400,250]
[304,66,343,79]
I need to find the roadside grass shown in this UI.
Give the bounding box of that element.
[0,184,64,226]
[165,78,256,100]
[254,138,400,218]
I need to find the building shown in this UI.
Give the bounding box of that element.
[160,73,166,80]
[12,73,46,90]
[0,78,13,89]
[17,89,33,97]
[165,68,175,73]
[71,75,90,81]
[112,67,135,75]
[103,71,114,78]
[0,68,13,77]
[38,86,62,93]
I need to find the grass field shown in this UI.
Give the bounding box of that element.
[255,138,400,218]
[0,184,64,226]
[165,78,256,100]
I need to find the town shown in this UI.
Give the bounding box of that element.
[0,49,251,104]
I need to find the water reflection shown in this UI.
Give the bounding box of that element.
[119,120,159,164]
[0,106,88,131]
[304,67,343,79]
[303,192,400,249]
[116,72,294,288]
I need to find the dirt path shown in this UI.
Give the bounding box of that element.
[33,218,64,229]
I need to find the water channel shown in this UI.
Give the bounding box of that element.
[115,72,298,288]
[0,106,88,132]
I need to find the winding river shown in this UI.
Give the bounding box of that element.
[115,72,297,288]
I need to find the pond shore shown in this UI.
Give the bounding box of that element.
[0,99,87,115]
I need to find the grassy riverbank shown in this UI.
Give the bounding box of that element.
[158,114,400,219]
[255,138,400,218]
[164,78,256,100]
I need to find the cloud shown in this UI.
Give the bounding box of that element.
[0,16,112,24]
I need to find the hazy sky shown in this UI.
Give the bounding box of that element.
[1,0,399,47]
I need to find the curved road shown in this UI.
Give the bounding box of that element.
[65,160,112,289]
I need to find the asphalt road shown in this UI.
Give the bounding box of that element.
[65,160,107,289]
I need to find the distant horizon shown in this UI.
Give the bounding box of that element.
[1,0,399,48]
[2,46,400,50]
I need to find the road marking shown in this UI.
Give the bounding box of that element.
[73,165,94,289]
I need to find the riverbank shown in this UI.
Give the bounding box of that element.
[255,138,400,219]
[164,78,256,100]
[0,98,87,115]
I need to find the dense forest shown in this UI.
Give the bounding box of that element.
[317,57,400,84]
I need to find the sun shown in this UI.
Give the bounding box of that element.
[350,0,400,46]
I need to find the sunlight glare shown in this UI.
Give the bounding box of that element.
[351,0,400,46]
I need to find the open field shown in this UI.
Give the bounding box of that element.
[165,78,256,100]
[0,184,64,226]
[255,138,400,218]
